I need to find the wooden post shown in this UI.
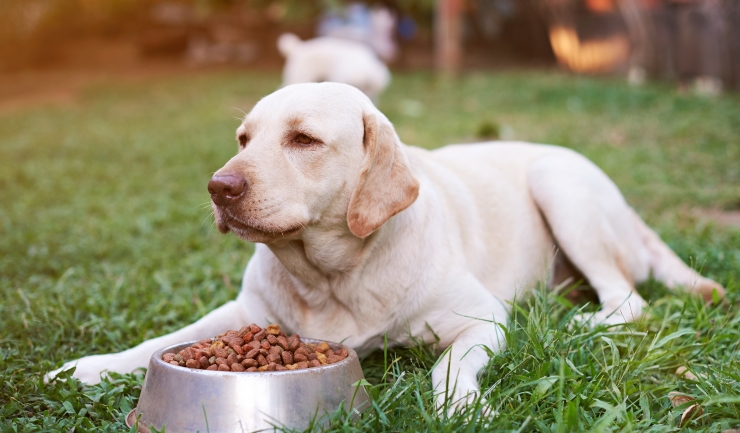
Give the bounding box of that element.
[435,0,464,77]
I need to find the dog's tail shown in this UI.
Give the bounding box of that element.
[277,33,302,57]
[630,209,725,302]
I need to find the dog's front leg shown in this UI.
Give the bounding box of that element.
[46,300,252,384]
[431,319,506,414]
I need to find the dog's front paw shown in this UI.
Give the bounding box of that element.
[433,371,483,416]
[45,354,125,385]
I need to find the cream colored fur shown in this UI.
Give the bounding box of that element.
[48,83,724,411]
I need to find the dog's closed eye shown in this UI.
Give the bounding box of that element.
[293,133,315,147]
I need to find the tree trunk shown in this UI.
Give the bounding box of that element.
[435,0,464,77]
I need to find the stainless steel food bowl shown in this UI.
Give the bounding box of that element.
[126,339,369,433]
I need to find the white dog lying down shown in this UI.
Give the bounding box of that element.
[48,83,724,410]
[278,33,390,100]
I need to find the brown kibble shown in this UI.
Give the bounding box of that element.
[213,347,228,359]
[228,342,244,355]
[242,358,258,368]
[247,340,261,351]
[179,349,193,361]
[163,327,350,372]
[277,336,289,350]
[224,335,244,346]
[254,330,267,342]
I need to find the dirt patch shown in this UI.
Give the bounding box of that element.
[696,208,740,228]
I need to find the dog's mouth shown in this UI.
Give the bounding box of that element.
[217,213,304,243]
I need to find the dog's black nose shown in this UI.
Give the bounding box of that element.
[208,174,247,206]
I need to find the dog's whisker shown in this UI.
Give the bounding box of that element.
[231,107,248,117]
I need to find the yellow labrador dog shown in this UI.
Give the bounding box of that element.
[278,33,390,101]
[48,83,724,409]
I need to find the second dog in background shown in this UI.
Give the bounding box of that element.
[277,33,390,101]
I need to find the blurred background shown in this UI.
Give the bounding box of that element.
[2,0,740,95]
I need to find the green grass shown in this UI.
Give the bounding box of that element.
[1,70,739,432]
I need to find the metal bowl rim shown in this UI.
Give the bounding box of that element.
[152,338,356,376]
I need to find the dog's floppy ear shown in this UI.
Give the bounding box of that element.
[347,113,420,238]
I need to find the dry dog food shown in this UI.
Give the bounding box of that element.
[162,324,349,372]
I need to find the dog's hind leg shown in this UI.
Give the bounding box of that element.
[528,151,725,325]
[528,151,651,325]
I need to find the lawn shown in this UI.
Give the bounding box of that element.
[1,69,739,432]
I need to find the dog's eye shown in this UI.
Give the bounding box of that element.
[237,134,249,148]
[294,133,314,146]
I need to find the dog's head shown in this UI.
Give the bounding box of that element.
[209,82,419,245]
